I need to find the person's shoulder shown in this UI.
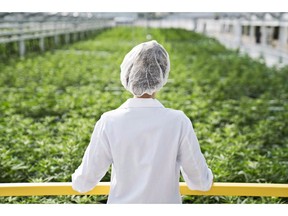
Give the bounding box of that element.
[165,108,190,121]
[165,108,194,131]
[101,108,122,119]
[99,107,129,122]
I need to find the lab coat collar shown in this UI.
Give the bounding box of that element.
[119,98,165,108]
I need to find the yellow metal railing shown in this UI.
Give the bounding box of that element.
[0,182,288,197]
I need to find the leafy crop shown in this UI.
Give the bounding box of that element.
[0,27,287,204]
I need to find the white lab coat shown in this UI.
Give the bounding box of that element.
[72,98,213,204]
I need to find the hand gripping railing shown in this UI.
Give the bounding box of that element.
[0,182,287,197]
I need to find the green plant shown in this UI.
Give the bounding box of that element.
[0,27,287,204]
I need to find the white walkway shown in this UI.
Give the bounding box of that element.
[212,34,288,68]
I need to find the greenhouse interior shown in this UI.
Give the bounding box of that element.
[0,12,287,204]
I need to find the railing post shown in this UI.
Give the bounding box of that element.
[193,18,198,31]
[65,33,70,44]
[39,22,45,52]
[54,23,59,46]
[80,31,84,40]
[261,24,267,47]
[54,34,59,46]
[220,22,225,33]
[65,22,70,44]
[202,22,207,35]
[250,24,255,44]
[234,19,242,48]
[72,22,77,42]
[65,30,70,44]
[18,22,25,58]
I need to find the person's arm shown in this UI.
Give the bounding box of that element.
[72,115,112,193]
[177,114,213,191]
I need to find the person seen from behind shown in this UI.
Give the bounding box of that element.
[72,40,213,203]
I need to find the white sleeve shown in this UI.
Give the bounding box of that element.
[72,115,112,193]
[177,114,213,191]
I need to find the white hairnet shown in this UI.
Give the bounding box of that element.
[120,40,170,96]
